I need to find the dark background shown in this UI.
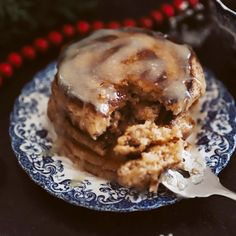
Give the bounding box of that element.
[1,1,236,235]
[0,0,161,56]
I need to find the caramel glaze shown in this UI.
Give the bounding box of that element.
[58,28,204,116]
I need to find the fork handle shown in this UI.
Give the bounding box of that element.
[214,186,236,201]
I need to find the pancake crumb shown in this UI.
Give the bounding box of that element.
[114,121,187,191]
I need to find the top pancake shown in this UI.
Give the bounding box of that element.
[56,27,206,139]
[58,27,205,114]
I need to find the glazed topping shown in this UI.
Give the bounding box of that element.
[58,28,194,115]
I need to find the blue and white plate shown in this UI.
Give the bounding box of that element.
[9,62,236,212]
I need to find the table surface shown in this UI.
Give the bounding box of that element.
[1,1,236,236]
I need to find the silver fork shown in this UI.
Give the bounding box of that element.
[161,167,236,200]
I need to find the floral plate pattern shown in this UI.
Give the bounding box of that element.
[9,62,236,212]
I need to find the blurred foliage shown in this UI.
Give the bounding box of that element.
[0,0,168,57]
[0,0,98,52]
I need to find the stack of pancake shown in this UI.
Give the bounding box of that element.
[48,78,126,181]
[47,27,206,192]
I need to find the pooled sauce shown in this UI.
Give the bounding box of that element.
[58,28,193,115]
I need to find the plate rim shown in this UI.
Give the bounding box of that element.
[9,62,236,212]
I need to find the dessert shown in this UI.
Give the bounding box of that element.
[47,27,206,192]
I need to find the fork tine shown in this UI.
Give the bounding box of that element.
[161,167,236,200]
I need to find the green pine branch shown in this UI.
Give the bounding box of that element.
[0,0,98,51]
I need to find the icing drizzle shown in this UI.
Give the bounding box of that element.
[58,28,194,115]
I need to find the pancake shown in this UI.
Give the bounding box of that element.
[57,136,118,181]
[47,27,206,192]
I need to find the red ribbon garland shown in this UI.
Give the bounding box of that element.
[0,0,200,87]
